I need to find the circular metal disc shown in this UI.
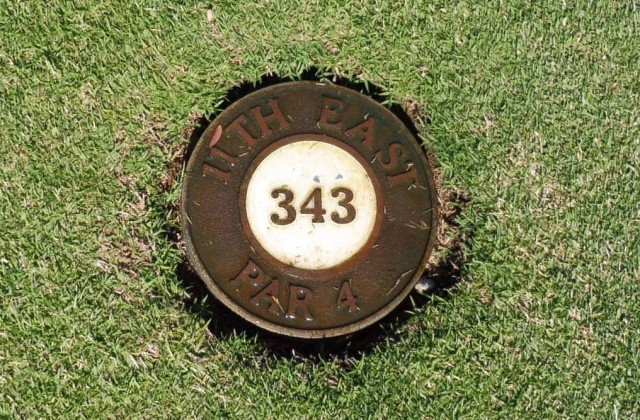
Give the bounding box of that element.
[181,82,437,339]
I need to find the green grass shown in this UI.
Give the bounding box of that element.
[1,0,639,417]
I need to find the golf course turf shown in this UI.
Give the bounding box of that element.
[1,0,638,417]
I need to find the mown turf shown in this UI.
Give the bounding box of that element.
[1,0,639,417]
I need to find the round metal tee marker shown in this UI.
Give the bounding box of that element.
[181,82,437,339]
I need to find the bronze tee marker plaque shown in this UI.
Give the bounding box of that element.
[181,82,437,339]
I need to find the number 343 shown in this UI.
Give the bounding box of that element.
[270,187,356,225]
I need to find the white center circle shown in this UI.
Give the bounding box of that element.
[245,140,378,270]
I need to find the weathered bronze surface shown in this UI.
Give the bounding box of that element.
[181,82,437,338]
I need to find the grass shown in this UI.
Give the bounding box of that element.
[1,0,639,417]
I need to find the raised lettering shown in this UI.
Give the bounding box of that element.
[286,285,314,321]
[251,279,283,315]
[300,187,326,223]
[337,281,358,311]
[230,260,266,291]
[203,146,238,183]
[346,117,376,150]
[227,114,258,147]
[388,165,421,188]
[271,188,296,225]
[251,99,289,137]
[268,187,357,225]
[318,96,344,129]
[375,143,405,172]
[331,187,356,224]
